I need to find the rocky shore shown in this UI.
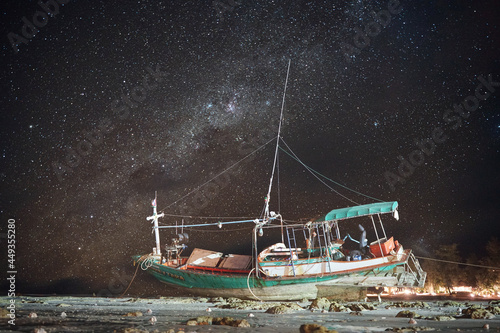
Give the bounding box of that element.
[0,296,498,332]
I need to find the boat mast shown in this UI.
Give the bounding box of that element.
[146,191,165,256]
[254,60,291,278]
[264,59,291,222]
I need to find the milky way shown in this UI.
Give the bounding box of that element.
[1,0,498,295]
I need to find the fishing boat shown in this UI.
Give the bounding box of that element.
[132,62,426,300]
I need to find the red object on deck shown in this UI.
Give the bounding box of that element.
[370,236,395,257]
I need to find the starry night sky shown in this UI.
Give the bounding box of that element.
[1,0,499,295]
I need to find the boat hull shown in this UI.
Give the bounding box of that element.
[133,251,410,301]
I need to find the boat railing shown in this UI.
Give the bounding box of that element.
[286,228,297,276]
[410,252,427,287]
[397,252,427,288]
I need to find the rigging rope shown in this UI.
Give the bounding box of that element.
[279,138,359,205]
[158,213,258,220]
[264,59,291,218]
[157,136,277,214]
[182,226,254,233]
[415,256,500,270]
[155,218,262,229]
[279,138,384,203]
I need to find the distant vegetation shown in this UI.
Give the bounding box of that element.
[421,237,500,296]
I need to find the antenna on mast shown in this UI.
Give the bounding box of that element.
[264,59,291,221]
[146,191,165,255]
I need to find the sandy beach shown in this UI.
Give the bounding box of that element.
[1,296,499,332]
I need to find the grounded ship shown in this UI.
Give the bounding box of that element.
[133,61,426,300]
[133,200,426,301]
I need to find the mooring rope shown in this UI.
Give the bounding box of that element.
[247,268,263,302]
[120,254,152,298]
[140,256,155,270]
[415,256,500,270]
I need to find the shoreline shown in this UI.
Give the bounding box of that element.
[1,295,498,332]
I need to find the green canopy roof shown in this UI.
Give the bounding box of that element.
[315,201,398,222]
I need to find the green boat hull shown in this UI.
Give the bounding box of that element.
[133,255,405,301]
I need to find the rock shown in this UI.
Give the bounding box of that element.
[196,297,210,303]
[160,296,197,304]
[56,303,72,307]
[214,317,251,327]
[385,327,436,332]
[475,311,495,320]
[124,311,143,317]
[125,298,140,302]
[432,315,456,321]
[442,301,465,308]
[226,297,242,304]
[486,305,500,315]
[439,301,465,307]
[266,305,295,314]
[300,323,338,333]
[209,296,226,304]
[186,316,251,328]
[349,303,369,311]
[349,304,364,311]
[193,315,213,325]
[462,307,495,319]
[213,317,232,325]
[217,299,274,310]
[265,303,304,314]
[309,297,331,311]
[0,308,9,318]
[24,299,45,304]
[186,319,198,326]
[234,319,251,327]
[396,310,417,318]
[359,302,377,310]
[329,302,350,312]
[387,301,430,309]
